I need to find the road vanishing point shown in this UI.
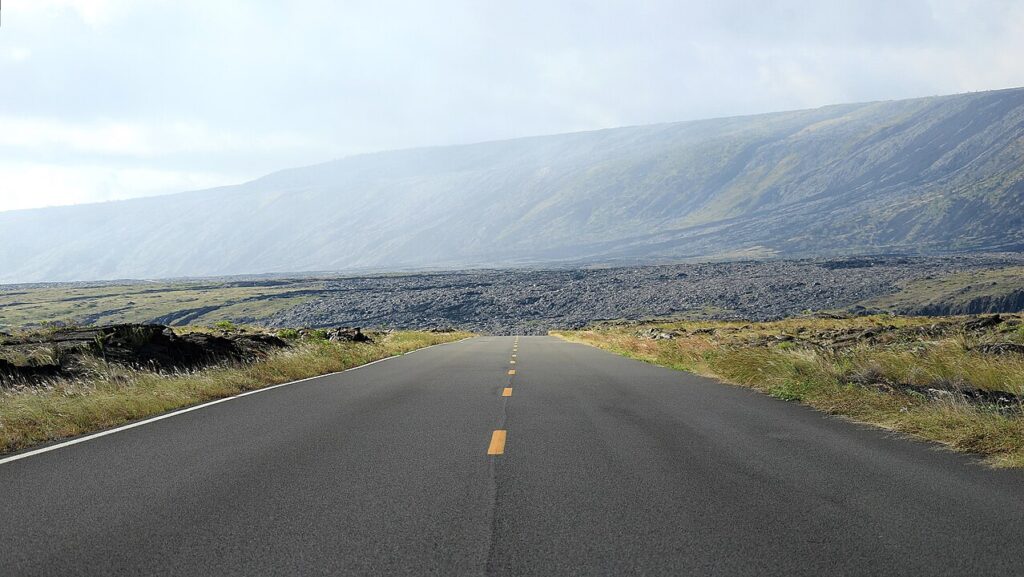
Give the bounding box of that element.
[2,336,1024,576]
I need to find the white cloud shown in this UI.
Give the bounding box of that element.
[6,0,128,27]
[0,116,319,158]
[4,47,32,62]
[0,161,243,212]
[1,0,1023,212]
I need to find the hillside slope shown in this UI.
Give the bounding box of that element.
[2,88,1023,283]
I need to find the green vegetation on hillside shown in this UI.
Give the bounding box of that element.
[0,279,323,329]
[859,267,1024,315]
[554,315,1024,467]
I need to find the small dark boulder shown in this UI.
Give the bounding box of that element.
[964,315,1003,331]
[325,327,372,343]
[229,333,289,357]
[636,328,682,340]
[975,343,1024,356]
[859,327,883,339]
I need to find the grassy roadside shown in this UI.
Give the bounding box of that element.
[553,315,1024,468]
[0,330,470,455]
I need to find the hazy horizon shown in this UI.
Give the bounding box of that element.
[2,0,1024,212]
[4,85,1019,216]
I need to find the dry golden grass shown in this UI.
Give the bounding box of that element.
[554,315,1024,467]
[0,330,470,454]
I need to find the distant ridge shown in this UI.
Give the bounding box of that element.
[2,87,1023,283]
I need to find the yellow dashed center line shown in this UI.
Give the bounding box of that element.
[488,430,507,455]
[486,339,517,457]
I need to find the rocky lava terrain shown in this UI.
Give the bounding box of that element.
[267,254,1024,335]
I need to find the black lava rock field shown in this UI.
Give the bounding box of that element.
[266,254,1024,334]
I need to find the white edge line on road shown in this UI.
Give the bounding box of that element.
[0,336,475,467]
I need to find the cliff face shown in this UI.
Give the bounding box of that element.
[2,88,1024,283]
[909,290,1024,316]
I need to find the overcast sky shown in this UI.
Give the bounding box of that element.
[1,0,1022,212]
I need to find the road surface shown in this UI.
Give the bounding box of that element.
[2,336,1023,576]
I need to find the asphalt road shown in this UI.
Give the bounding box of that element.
[2,336,1024,576]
